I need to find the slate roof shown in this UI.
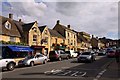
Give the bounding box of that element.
[38,25,46,33]
[0,16,21,37]
[48,28,65,39]
[77,33,88,43]
[22,22,35,32]
[53,23,75,38]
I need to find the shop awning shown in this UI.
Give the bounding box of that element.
[59,46,66,49]
[8,46,33,52]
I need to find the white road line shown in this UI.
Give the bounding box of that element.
[71,71,79,76]
[52,70,63,74]
[60,71,72,75]
[93,69,107,80]
[61,67,70,69]
[81,72,86,77]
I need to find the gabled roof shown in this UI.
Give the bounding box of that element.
[38,25,47,33]
[78,34,88,43]
[0,16,21,37]
[48,28,65,39]
[53,23,75,38]
[22,22,35,31]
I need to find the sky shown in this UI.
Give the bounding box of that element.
[1,0,119,40]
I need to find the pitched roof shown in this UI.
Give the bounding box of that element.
[53,23,75,38]
[22,22,35,31]
[38,25,46,33]
[0,16,21,37]
[48,28,65,39]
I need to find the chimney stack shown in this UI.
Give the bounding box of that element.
[67,25,70,28]
[92,35,94,38]
[57,20,60,24]
[19,19,22,22]
[9,13,13,20]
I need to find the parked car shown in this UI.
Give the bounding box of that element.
[0,46,15,71]
[107,50,116,58]
[0,45,33,71]
[49,50,70,61]
[98,50,106,56]
[0,58,16,71]
[65,50,78,58]
[77,52,96,63]
[18,53,48,66]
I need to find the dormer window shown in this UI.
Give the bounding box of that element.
[5,21,11,30]
[32,27,37,32]
[44,30,47,34]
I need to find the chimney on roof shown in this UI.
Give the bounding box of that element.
[19,19,22,22]
[35,21,38,24]
[67,25,70,29]
[9,13,13,20]
[57,20,60,24]
[92,35,94,38]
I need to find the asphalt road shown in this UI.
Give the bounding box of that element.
[1,56,119,80]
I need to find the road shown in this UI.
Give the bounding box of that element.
[1,56,119,80]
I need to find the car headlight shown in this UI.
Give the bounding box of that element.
[87,56,91,59]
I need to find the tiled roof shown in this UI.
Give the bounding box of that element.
[48,28,65,39]
[22,22,35,32]
[0,16,21,37]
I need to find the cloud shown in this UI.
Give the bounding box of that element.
[2,1,118,39]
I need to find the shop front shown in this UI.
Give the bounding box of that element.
[31,45,45,55]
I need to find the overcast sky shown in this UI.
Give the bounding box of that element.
[1,0,119,39]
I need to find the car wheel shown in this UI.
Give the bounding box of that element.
[7,63,15,71]
[30,61,34,66]
[72,55,74,58]
[43,59,47,64]
[58,57,62,61]
[66,56,69,59]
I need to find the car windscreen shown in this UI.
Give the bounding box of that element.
[65,51,70,54]
[82,52,91,55]
[26,56,34,59]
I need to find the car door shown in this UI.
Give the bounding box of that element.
[38,54,44,64]
[61,51,67,59]
[34,55,40,64]
[0,59,9,67]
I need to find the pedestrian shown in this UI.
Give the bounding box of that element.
[115,49,120,63]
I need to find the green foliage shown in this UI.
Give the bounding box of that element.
[0,41,27,46]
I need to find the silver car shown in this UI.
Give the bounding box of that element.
[18,53,48,66]
[77,52,96,63]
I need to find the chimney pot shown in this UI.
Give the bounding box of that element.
[19,19,22,22]
[9,13,13,19]
[67,25,70,28]
[57,20,60,24]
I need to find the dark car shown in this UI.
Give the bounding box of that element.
[77,52,96,63]
[107,50,116,58]
[49,50,70,61]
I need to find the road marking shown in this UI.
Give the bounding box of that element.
[71,71,79,76]
[60,71,72,76]
[81,72,86,77]
[44,69,63,75]
[61,67,70,69]
[93,69,106,80]
[52,70,63,74]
